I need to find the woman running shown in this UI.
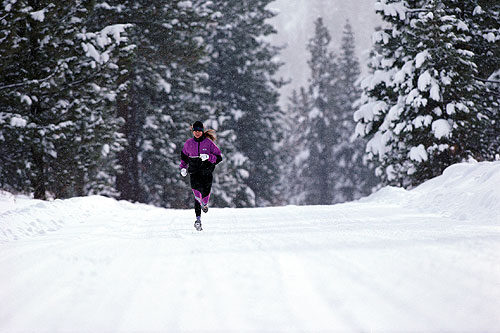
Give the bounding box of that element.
[179,121,222,230]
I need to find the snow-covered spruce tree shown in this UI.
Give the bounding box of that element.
[0,1,128,199]
[300,17,339,205]
[279,88,310,205]
[204,0,285,207]
[190,2,254,208]
[90,1,213,206]
[443,0,500,159]
[331,20,379,202]
[450,1,500,81]
[355,0,492,187]
[136,1,214,208]
[207,115,256,208]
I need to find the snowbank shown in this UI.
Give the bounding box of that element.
[0,194,159,242]
[1,161,499,243]
[410,161,500,222]
[362,161,500,222]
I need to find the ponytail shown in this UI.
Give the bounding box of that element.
[204,129,217,142]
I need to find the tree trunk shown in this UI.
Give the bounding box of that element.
[116,99,141,202]
[31,146,47,200]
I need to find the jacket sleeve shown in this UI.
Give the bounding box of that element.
[180,143,189,169]
[209,141,222,165]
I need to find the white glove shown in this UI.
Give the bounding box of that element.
[200,154,209,161]
[180,168,187,177]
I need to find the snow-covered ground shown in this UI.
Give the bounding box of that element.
[1,161,499,332]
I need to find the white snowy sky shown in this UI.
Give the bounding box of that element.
[268,0,381,105]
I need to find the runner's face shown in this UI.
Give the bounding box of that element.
[193,130,203,138]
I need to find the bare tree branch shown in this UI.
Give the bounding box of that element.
[0,68,59,91]
[473,76,500,84]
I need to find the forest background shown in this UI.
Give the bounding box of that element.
[0,0,498,208]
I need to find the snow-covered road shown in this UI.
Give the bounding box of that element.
[1,162,500,332]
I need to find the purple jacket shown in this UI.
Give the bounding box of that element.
[180,135,222,174]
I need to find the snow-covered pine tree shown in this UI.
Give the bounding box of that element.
[300,17,339,205]
[193,2,254,208]
[209,117,256,208]
[331,20,378,202]
[443,0,500,159]
[90,0,212,206]
[355,0,493,187]
[279,88,310,204]
[0,0,128,199]
[136,1,214,208]
[450,1,500,81]
[204,0,285,207]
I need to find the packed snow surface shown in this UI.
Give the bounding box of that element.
[1,161,499,332]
